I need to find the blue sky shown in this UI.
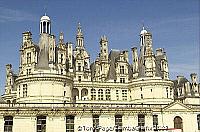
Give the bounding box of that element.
[0,0,199,94]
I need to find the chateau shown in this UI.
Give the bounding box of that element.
[0,14,200,132]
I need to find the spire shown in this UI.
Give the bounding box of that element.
[76,22,84,47]
[59,32,64,44]
[77,22,83,36]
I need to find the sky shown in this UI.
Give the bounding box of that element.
[0,0,199,94]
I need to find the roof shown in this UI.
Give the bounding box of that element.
[106,50,120,80]
[40,15,50,21]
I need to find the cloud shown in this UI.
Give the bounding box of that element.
[0,7,38,23]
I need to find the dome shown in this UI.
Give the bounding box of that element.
[140,29,147,35]
[40,15,50,21]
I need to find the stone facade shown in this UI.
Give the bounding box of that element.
[1,14,200,132]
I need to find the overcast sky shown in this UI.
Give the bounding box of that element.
[0,0,199,94]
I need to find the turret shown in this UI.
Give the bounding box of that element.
[190,73,199,95]
[40,14,51,34]
[59,32,64,44]
[5,64,14,95]
[99,35,108,61]
[132,47,139,78]
[76,22,84,47]
[156,48,169,79]
[22,31,32,44]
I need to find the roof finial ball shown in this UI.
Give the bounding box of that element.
[140,23,147,35]
[40,14,51,34]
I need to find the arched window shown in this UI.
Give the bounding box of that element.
[4,116,13,132]
[115,115,122,132]
[98,89,103,100]
[138,114,145,132]
[197,114,200,130]
[93,115,99,132]
[37,116,46,132]
[91,89,96,100]
[174,116,183,130]
[66,115,74,132]
[43,22,46,33]
[105,89,111,100]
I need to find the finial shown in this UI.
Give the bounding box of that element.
[142,21,145,30]
[44,5,47,16]
[77,22,82,34]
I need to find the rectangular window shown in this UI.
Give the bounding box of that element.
[93,115,99,132]
[138,114,145,132]
[61,69,63,75]
[91,89,96,100]
[120,66,125,74]
[27,52,31,64]
[78,76,81,82]
[120,78,125,83]
[198,114,200,130]
[166,87,168,98]
[122,90,127,100]
[153,115,158,131]
[61,54,63,64]
[116,90,119,100]
[105,89,111,100]
[4,116,13,132]
[23,84,27,97]
[66,116,74,132]
[37,116,46,132]
[115,115,122,132]
[98,89,103,100]
[78,63,81,71]
[18,85,20,97]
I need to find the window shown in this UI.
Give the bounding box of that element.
[138,114,145,132]
[120,66,125,74]
[91,89,96,100]
[37,116,46,132]
[23,84,27,97]
[4,116,13,132]
[170,88,172,97]
[26,69,31,75]
[43,22,46,33]
[122,90,127,100]
[174,116,183,130]
[120,78,125,83]
[27,52,31,64]
[61,54,63,63]
[61,69,63,75]
[153,115,158,131]
[105,89,111,100]
[93,115,99,132]
[18,85,20,97]
[78,76,81,82]
[66,115,74,132]
[116,90,119,100]
[115,115,122,132]
[166,87,168,98]
[98,89,103,100]
[197,114,200,130]
[78,63,81,71]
